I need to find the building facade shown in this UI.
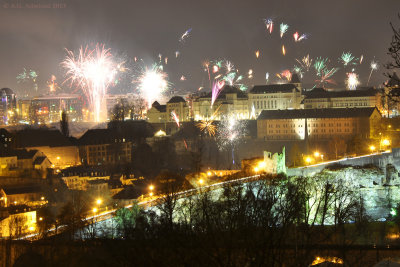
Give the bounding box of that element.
[303,87,382,111]
[30,94,83,124]
[192,85,249,120]
[0,88,17,125]
[248,84,302,118]
[257,107,381,141]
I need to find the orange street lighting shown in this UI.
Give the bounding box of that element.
[305,157,312,164]
[314,151,320,158]
[96,199,102,205]
[149,185,154,191]
[207,171,212,176]
[39,217,43,221]
[382,139,390,146]
[369,145,376,152]
[92,207,98,213]
[254,167,259,173]
[198,179,204,185]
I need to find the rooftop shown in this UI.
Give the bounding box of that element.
[303,87,378,99]
[167,96,186,103]
[250,84,299,94]
[258,107,378,120]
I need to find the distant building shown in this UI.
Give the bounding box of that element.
[0,128,12,152]
[257,107,381,141]
[0,88,17,125]
[303,87,382,111]
[248,83,302,118]
[105,93,136,120]
[78,129,132,165]
[147,96,190,123]
[147,101,167,123]
[383,72,400,117]
[0,209,36,238]
[30,94,83,124]
[61,166,110,190]
[13,129,80,169]
[0,185,45,207]
[192,85,249,120]
[166,96,190,122]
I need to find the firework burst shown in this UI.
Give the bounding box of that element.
[316,68,339,87]
[296,55,313,72]
[313,57,328,76]
[280,23,289,38]
[367,59,379,86]
[339,52,357,66]
[211,80,225,107]
[62,44,118,122]
[346,72,360,90]
[135,63,169,108]
[264,18,274,34]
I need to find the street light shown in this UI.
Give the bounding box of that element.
[207,171,212,176]
[198,179,204,185]
[369,145,376,152]
[149,185,154,191]
[92,207,98,213]
[96,198,102,205]
[314,151,320,158]
[254,167,259,173]
[305,157,312,164]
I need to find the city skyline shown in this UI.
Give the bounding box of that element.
[0,0,399,97]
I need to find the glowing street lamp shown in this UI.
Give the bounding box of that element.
[382,139,390,146]
[305,157,312,164]
[314,151,320,158]
[149,185,154,191]
[369,145,376,152]
[92,207,98,213]
[96,198,102,205]
[198,179,204,185]
[207,171,212,176]
[254,167,259,173]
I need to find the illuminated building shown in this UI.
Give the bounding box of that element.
[0,210,36,238]
[257,107,381,141]
[192,85,249,120]
[0,88,17,125]
[248,83,302,117]
[30,94,83,124]
[78,129,132,165]
[105,93,136,120]
[303,87,382,111]
[147,96,189,123]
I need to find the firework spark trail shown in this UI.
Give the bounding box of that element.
[48,75,57,92]
[282,45,286,55]
[255,50,260,58]
[316,68,339,87]
[346,72,360,90]
[339,52,357,66]
[293,66,304,79]
[211,80,225,107]
[280,23,289,38]
[179,28,192,43]
[293,32,299,42]
[367,59,379,86]
[136,63,169,108]
[62,44,118,122]
[196,105,221,137]
[314,57,328,76]
[280,69,292,81]
[171,111,180,128]
[360,55,364,64]
[296,55,313,72]
[264,18,273,34]
[217,116,247,165]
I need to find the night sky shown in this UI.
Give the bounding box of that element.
[0,0,399,97]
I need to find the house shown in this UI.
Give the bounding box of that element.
[13,129,80,169]
[0,186,45,207]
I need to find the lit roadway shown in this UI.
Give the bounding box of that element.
[21,151,391,240]
[21,174,262,240]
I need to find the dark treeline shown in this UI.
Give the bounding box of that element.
[10,174,400,266]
